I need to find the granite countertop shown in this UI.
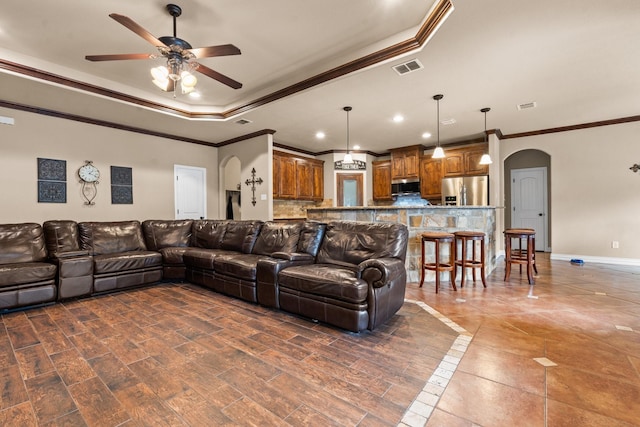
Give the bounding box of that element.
[307,205,497,211]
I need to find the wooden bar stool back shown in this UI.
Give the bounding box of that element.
[420,232,456,294]
[454,231,487,288]
[504,228,536,285]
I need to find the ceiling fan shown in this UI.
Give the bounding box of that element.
[85,4,242,93]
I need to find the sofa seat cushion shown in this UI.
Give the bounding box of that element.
[213,254,271,281]
[278,264,368,304]
[159,247,191,265]
[183,248,237,270]
[93,251,162,274]
[0,262,57,287]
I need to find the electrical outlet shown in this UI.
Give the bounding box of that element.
[612,241,619,249]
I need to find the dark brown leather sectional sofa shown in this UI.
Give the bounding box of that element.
[0,219,408,332]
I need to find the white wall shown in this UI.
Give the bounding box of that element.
[218,134,272,220]
[0,108,219,223]
[500,121,640,264]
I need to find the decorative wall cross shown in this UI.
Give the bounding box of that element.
[244,167,263,206]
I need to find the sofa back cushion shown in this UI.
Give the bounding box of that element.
[43,220,80,254]
[142,220,193,250]
[0,223,48,264]
[192,220,228,249]
[316,221,408,266]
[297,221,327,256]
[220,220,263,253]
[252,221,302,256]
[78,221,147,256]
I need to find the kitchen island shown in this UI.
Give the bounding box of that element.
[306,205,497,285]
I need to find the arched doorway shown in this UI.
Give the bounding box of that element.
[504,149,551,252]
[221,156,242,220]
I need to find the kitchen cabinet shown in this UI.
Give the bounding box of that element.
[372,160,393,201]
[273,151,324,201]
[464,148,489,176]
[443,144,489,177]
[311,161,324,201]
[420,156,443,201]
[391,146,421,180]
[273,153,296,199]
[443,150,464,177]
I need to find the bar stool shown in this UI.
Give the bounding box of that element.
[454,231,487,288]
[420,232,456,294]
[504,228,536,285]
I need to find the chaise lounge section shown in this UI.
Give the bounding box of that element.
[276,221,409,332]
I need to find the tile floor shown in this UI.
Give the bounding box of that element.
[407,253,640,427]
[1,253,640,426]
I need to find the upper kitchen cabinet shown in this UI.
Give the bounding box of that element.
[273,152,296,199]
[442,144,489,177]
[464,147,489,176]
[273,151,324,201]
[420,156,443,201]
[390,146,421,180]
[372,160,393,201]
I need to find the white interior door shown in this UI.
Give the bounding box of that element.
[174,165,206,219]
[511,167,548,251]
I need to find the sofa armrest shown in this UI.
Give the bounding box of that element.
[256,254,316,308]
[50,250,90,260]
[48,251,94,300]
[359,258,405,288]
[271,252,314,262]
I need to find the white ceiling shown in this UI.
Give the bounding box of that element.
[1,0,639,154]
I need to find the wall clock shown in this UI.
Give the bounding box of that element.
[78,160,99,205]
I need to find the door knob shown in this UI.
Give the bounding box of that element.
[538,213,544,216]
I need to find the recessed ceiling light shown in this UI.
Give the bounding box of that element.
[422,132,432,139]
[353,145,360,150]
[188,92,201,99]
[440,118,456,125]
[393,114,404,123]
[315,131,325,139]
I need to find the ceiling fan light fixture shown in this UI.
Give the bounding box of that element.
[181,71,197,87]
[150,66,168,81]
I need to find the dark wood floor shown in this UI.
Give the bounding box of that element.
[7,255,640,426]
[0,282,457,426]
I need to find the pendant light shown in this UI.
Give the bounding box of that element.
[432,94,445,159]
[479,107,493,165]
[343,106,354,164]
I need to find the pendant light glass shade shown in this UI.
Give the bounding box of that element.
[479,153,493,165]
[432,146,445,159]
[432,94,445,159]
[343,106,354,164]
[479,107,492,165]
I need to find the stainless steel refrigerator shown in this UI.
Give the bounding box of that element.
[441,176,489,206]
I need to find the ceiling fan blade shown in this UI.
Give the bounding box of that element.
[85,53,154,62]
[196,64,242,89]
[109,13,166,47]
[188,44,241,58]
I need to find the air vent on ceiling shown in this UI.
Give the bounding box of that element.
[392,59,424,76]
[440,118,457,125]
[517,101,537,110]
[235,118,252,125]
